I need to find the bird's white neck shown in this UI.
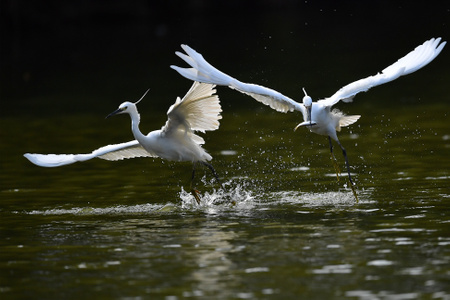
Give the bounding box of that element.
[129,111,146,142]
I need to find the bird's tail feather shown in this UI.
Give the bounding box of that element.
[337,115,361,131]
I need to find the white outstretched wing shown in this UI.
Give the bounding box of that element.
[161,82,222,145]
[319,37,446,107]
[24,140,155,167]
[171,45,304,114]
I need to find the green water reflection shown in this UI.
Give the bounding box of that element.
[1,93,450,298]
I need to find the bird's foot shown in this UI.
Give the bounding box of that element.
[191,189,201,205]
[348,179,359,203]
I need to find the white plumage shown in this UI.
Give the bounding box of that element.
[24,140,153,167]
[172,47,302,114]
[25,82,221,165]
[25,82,221,166]
[171,38,446,201]
[319,38,446,107]
[24,82,223,202]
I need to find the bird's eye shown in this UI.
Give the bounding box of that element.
[121,106,127,111]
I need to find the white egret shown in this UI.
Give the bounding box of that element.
[171,38,446,201]
[24,82,224,203]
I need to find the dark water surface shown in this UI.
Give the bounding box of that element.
[2,97,450,299]
[2,2,450,298]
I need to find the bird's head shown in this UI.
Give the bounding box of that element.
[294,88,316,131]
[302,87,312,108]
[106,89,149,119]
[107,101,136,118]
[302,88,313,125]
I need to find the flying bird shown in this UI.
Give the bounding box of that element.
[24,82,224,203]
[171,38,446,201]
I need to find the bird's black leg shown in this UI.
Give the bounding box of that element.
[328,136,341,182]
[201,161,235,205]
[335,138,359,202]
[201,161,224,190]
[190,162,201,204]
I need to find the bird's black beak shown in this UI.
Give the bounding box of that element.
[306,105,312,125]
[106,109,121,119]
[294,106,315,131]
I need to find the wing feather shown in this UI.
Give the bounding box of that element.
[171,45,304,114]
[95,141,156,160]
[162,82,222,136]
[319,38,446,107]
[24,140,155,167]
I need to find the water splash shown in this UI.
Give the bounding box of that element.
[18,178,371,216]
[269,190,357,206]
[179,178,260,210]
[181,175,372,210]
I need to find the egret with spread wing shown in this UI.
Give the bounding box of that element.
[171,38,446,201]
[24,82,223,203]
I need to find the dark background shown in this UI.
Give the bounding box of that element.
[1,0,449,117]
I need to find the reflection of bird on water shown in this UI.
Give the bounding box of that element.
[24,82,224,203]
[171,38,446,201]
